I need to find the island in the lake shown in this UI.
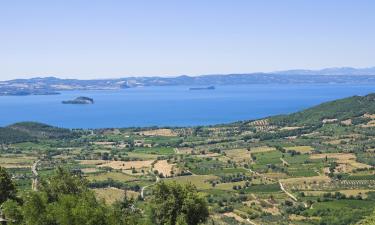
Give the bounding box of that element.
[62,96,94,104]
[189,86,215,90]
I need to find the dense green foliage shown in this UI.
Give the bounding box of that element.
[1,168,209,225]
[3,168,124,225]
[270,93,375,126]
[0,122,77,144]
[0,167,17,204]
[149,182,209,225]
[303,200,375,225]
[8,122,75,139]
[0,127,35,144]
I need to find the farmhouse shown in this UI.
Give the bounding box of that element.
[134,140,144,147]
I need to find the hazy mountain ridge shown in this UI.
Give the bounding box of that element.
[1,67,375,96]
[274,66,375,75]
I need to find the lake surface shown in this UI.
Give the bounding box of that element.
[0,84,374,128]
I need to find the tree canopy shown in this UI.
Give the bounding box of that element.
[1,168,209,225]
[149,182,209,225]
[0,166,17,205]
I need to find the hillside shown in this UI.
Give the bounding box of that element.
[8,122,75,139]
[0,127,36,144]
[269,93,375,126]
[274,67,375,76]
[0,122,76,143]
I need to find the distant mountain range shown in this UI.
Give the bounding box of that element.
[1,67,375,96]
[273,66,375,75]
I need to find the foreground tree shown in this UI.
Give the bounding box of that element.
[0,166,17,205]
[149,182,209,225]
[112,194,142,225]
[2,167,208,225]
[39,167,88,202]
[2,168,140,225]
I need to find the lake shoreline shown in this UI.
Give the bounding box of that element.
[0,84,374,129]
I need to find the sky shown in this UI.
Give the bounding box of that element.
[1,0,375,80]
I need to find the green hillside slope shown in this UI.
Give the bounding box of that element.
[269,93,375,126]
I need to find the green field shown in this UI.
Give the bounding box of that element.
[133,147,175,155]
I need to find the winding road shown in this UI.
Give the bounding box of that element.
[279,181,308,207]
[280,158,289,166]
[279,181,297,201]
[247,167,307,207]
[141,174,160,199]
[245,167,276,182]
[31,160,40,191]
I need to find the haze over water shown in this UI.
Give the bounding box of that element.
[0,84,374,129]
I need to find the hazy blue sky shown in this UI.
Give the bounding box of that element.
[1,0,375,79]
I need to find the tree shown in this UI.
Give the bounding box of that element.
[111,194,141,225]
[182,189,210,225]
[47,192,111,225]
[149,182,209,225]
[39,167,88,202]
[1,200,23,225]
[21,192,49,225]
[2,168,138,225]
[0,166,17,204]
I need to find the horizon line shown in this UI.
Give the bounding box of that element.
[2,65,375,82]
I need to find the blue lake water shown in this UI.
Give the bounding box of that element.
[0,84,374,128]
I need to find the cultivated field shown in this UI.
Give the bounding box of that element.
[153,160,174,177]
[93,187,139,205]
[139,129,177,137]
[98,160,154,170]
